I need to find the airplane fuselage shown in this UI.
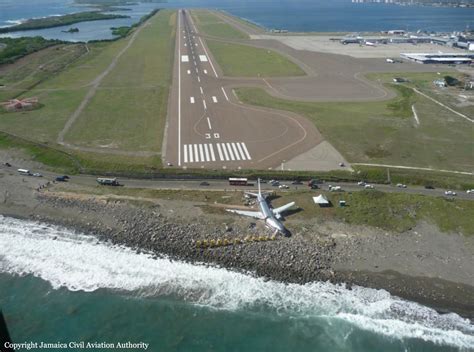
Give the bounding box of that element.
[256,194,290,236]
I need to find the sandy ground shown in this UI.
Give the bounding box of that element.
[250,35,468,59]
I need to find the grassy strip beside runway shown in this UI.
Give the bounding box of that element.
[207,40,305,77]
[191,10,249,40]
[235,84,474,172]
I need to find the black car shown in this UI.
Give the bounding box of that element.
[4,162,11,167]
[55,176,68,182]
[424,185,435,190]
[310,184,319,189]
[291,180,303,185]
[200,181,210,186]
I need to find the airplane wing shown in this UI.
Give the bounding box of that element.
[244,192,259,198]
[272,202,295,218]
[226,209,265,219]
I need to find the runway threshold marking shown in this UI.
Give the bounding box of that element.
[212,96,218,103]
[216,143,224,161]
[188,145,193,162]
[236,143,246,160]
[190,97,195,104]
[226,143,235,160]
[209,144,216,161]
[241,143,252,160]
[199,144,205,162]
[206,117,212,130]
[221,87,229,101]
[231,143,241,161]
[194,144,199,162]
[204,144,210,162]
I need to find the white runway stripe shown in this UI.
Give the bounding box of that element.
[190,97,195,104]
[221,87,229,101]
[236,143,246,160]
[184,144,188,163]
[181,55,188,62]
[209,144,216,161]
[199,144,204,162]
[216,143,224,161]
[226,143,235,161]
[231,143,240,161]
[203,100,207,110]
[212,96,218,103]
[220,143,229,161]
[189,145,194,163]
[241,143,251,160]
[194,144,199,162]
[187,70,191,74]
[204,69,208,74]
[204,144,210,162]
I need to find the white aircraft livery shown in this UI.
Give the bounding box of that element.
[226,179,295,236]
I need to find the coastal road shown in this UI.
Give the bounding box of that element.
[1,164,472,201]
[164,9,322,170]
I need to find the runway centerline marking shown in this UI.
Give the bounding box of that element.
[197,76,201,82]
[207,117,212,130]
[221,87,229,101]
[199,87,204,94]
[203,99,207,110]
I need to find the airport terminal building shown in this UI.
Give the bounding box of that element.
[400,52,474,64]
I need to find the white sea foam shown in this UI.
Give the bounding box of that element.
[0,215,473,349]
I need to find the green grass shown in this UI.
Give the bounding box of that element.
[235,84,474,172]
[206,40,305,77]
[64,10,175,152]
[191,10,248,39]
[0,131,79,173]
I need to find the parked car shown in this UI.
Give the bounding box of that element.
[291,180,303,185]
[259,179,267,184]
[329,185,342,192]
[357,181,366,186]
[200,181,210,186]
[364,184,375,189]
[396,183,407,188]
[32,173,43,177]
[424,185,435,190]
[279,184,289,189]
[4,162,11,167]
[271,181,280,187]
[55,176,68,182]
[467,189,474,194]
[444,190,457,196]
[310,184,319,189]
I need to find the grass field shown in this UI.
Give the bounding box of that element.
[0,44,86,101]
[368,71,474,118]
[236,83,474,172]
[207,40,305,77]
[0,9,175,162]
[191,10,248,39]
[58,185,474,235]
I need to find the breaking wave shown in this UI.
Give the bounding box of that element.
[0,215,473,349]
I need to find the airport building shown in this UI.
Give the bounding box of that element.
[400,52,474,64]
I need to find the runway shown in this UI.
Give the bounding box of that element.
[165,10,322,170]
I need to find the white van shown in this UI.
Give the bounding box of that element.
[17,169,31,176]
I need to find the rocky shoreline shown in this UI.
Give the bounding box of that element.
[1,184,472,320]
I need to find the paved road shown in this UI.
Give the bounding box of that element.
[165,10,322,170]
[3,163,472,201]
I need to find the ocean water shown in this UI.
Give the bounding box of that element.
[0,0,474,42]
[0,215,473,351]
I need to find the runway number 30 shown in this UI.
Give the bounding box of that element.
[205,133,220,139]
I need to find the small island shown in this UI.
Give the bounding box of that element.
[61,27,80,33]
[0,12,130,34]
